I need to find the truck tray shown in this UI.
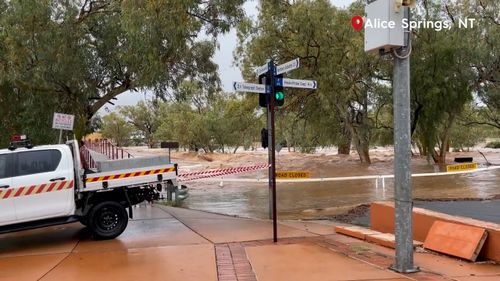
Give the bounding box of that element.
[95,156,171,172]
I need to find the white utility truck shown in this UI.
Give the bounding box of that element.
[0,136,183,239]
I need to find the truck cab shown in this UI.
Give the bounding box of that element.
[0,140,75,226]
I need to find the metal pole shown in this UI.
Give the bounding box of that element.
[271,86,278,243]
[267,108,273,220]
[392,7,418,273]
[266,60,278,243]
[58,130,63,144]
[266,66,273,220]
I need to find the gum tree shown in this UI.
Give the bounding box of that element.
[0,0,244,145]
[235,0,389,163]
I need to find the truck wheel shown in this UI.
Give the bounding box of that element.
[88,201,128,240]
[79,216,88,226]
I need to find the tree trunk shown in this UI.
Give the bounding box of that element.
[433,114,455,164]
[352,132,371,164]
[148,139,154,148]
[347,111,371,164]
[416,141,424,156]
[337,122,352,154]
[337,142,351,154]
[432,149,446,164]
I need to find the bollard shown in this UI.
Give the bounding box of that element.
[166,184,173,201]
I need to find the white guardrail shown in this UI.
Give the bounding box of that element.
[192,165,500,186]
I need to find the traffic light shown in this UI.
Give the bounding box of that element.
[261,128,268,148]
[258,74,268,108]
[274,74,284,107]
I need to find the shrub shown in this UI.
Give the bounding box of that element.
[485,141,500,149]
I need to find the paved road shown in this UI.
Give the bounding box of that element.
[0,205,498,281]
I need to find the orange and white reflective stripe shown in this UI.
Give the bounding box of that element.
[178,164,269,182]
[85,167,176,183]
[0,180,74,200]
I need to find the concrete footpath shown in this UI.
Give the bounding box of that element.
[0,205,498,281]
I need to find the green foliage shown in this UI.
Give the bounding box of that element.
[148,92,262,152]
[235,0,391,162]
[120,101,160,148]
[410,0,499,162]
[0,0,245,144]
[466,0,500,130]
[101,112,134,147]
[449,123,485,151]
[1,0,496,160]
[233,0,497,163]
[485,141,500,149]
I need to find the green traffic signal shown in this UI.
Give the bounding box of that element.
[275,91,284,101]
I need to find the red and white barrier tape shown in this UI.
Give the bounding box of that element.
[179,164,269,182]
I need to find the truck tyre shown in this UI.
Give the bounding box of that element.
[88,201,128,240]
[79,216,88,226]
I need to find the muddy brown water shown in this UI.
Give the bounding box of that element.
[183,156,500,220]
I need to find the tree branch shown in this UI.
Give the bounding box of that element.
[89,81,134,115]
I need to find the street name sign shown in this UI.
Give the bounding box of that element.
[276,171,310,179]
[160,141,179,149]
[276,78,317,89]
[233,82,268,93]
[446,163,478,172]
[52,113,75,131]
[276,58,300,75]
[255,63,270,76]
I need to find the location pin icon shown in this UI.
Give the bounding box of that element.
[351,16,363,31]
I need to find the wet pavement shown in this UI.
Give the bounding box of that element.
[0,204,498,281]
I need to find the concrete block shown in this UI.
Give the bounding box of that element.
[334,226,379,240]
[370,201,500,262]
[365,233,423,249]
[365,233,396,249]
[424,221,488,261]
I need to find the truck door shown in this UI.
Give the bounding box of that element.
[0,154,16,226]
[12,148,75,222]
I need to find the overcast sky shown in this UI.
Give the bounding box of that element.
[102,0,355,113]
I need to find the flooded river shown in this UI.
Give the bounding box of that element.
[182,155,500,220]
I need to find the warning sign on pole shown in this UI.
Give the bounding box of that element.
[52,113,75,131]
[446,163,478,172]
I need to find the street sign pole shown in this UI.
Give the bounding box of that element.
[266,79,272,220]
[266,60,278,243]
[58,129,63,144]
[236,56,314,244]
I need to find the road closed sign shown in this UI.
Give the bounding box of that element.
[52,113,75,131]
[446,162,478,172]
[276,171,310,179]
